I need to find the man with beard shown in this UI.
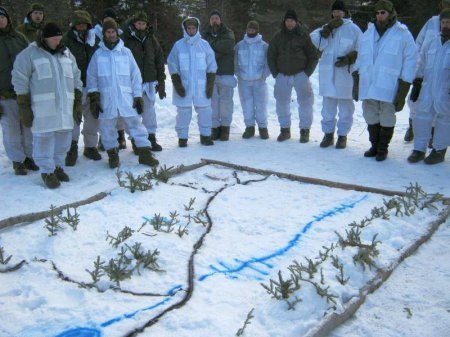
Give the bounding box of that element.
[122,11,166,153]
[353,0,417,161]
[267,9,318,143]
[0,6,38,176]
[17,3,44,43]
[407,9,450,164]
[63,10,102,167]
[12,22,83,188]
[167,17,217,147]
[203,10,236,141]
[86,18,159,169]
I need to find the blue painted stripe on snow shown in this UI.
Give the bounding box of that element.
[198,195,367,281]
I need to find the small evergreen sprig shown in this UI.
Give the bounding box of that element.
[261,270,300,300]
[44,205,63,236]
[60,207,80,231]
[103,247,134,286]
[106,226,135,248]
[0,246,12,265]
[116,170,153,193]
[85,256,105,284]
[236,308,255,336]
[126,242,161,274]
[149,165,175,183]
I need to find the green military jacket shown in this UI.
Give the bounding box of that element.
[0,27,28,97]
[121,23,165,83]
[267,23,318,77]
[203,23,235,75]
[62,29,99,87]
[16,22,41,43]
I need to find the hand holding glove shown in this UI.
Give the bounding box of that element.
[171,74,186,97]
[393,79,411,112]
[73,89,83,125]
[206,73,216,99]
[17,94,33,127]
[409,78,423,103]
[155,80,166,100]
[335,50,358,67]
[133,97,144,114]
[88,92,102,119]
[320,18,344,38]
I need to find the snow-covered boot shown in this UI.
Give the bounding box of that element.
[335,136,347,149]
[83,147,102,160]
[200,135,214,145]
[220,126,230,141]
[364,123,380,157]
[242,126,255,139]
[41,173,60,189]
[424,148,446,165]
[407,150,425,163]
[65,140,78,167]
[259,128,269,139]
[13,161,27,175]
[277,128,291,142]
[107,148,120,168]
[211,127,221,140]
[137,147,159,167]
[320,133,334,147]
[54,166,70,182]
[376,126,394,162]
[23,157,39,171]
[148,134,162,151]
[300,128,310,143]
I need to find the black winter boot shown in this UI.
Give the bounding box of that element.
[107,148,120,168]
[364,123,380,157]
[23,157,39,171]
[300,128,310,143]
[407,150,425,163]
[41,173,60,189]
[137,147,159,167]
[376,126,394,161]
[149,134,162,151]
[130,138,139,155]
[220,126,230,141]
[424,148,447,165]
[117,130,127,150]
[65,140,78,167]
[335,136,347,149]
[404,118,414,142]
[83,147,102,160]
[259,128,269,139]
[13,161,27,176]
[200,135,214,145]
[277,128,291,142]
[54,166,70,182]
[178,138,188,148]
[211,127,221,140]
[428,127,435,149]
[242,126,255,139]
[98,137,105,152]
[320,133,334,148]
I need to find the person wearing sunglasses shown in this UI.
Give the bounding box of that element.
[352,0,417,161]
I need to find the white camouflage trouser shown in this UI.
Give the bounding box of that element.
[0,98,33,162]
[321,96,354,136]
[176,106,212,139]
[238,79,268,128]
[142,83,157,134]
[99,116,150,151]
[71,88,99,147]
[413,106,450,152]
[274,72,314,129]
[33,130,72,174]
[362,99,396,127]
[211,75,236,128]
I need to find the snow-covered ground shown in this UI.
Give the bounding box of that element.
[1,68,449,337]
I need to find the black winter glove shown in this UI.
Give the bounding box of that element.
[17,94,33,127]
[155,81,166,100]
[133,97,144,114]
[171,74,186,97]
[352,71,359,102]
[88,92,102,119]
[393,79,411,112]
[73,89,83,125]
[320,18,344,38]
[206,73,216,98]
[335,51,358,67]
[409,78,423,103]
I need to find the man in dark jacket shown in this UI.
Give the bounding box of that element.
[122,11,166,152]
[16,3,44,43]
[203,9,236,141]
[63,10,102,166]
[268,9,318,143]
[0,6,38,176]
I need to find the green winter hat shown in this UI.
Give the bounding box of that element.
[246,20,259,31]
[183,17,198,29]
[441,8,450,20]
[102,17,118,35]
[375,0,394,13]
[133,11,148,23]
[29,3,44,14]
[72,10,92,27]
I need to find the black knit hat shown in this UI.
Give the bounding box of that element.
[284,9,298,22]
[332,1,347,12]
[42,22,62,38]
[103,8,117,20]
[209,9,221,19]
[0,6,9,20]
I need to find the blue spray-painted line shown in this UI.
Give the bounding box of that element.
[53,195,368,337]
[198,195,368,281]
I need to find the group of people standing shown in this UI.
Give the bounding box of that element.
[0,0,449,189]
